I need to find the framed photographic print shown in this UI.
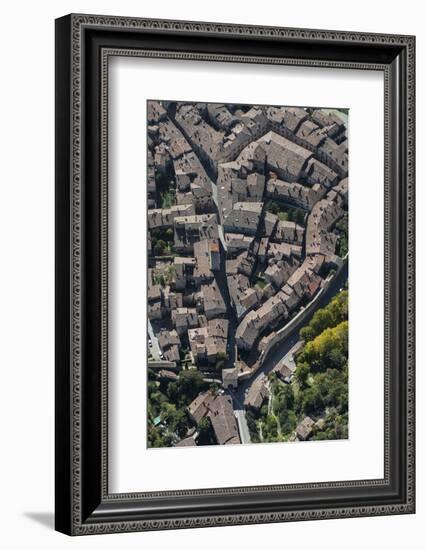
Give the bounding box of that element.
[55,14,415,535]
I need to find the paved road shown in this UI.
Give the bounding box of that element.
[217,225,227,253]
[226,385,251,444]
[147,320,161,361]
[234,408,251,444]
[214,243,238,370]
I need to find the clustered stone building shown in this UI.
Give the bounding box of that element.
[187,391,241,445]
[147,100,348,446]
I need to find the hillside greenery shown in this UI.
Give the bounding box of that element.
[147,369,217,448]
[249,289,349,443]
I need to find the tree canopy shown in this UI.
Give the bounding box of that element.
[257,289,349,444]
[300,320,348,372]
[300,290,348,342]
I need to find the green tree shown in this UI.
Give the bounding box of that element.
[153,273,166,286]
[160,402,190,438]
[335,214,349,257]
[312,409,348,440]
[279,409,297,435]
[291,291,349,438]
[299,291,348,343]
[166,381,179,403]
[170,409,189,437]
[312,431,328,441]
[300,325,315,342]
[266,200,280,215]
[275,384,294,412]
[294,208,305,225]
[302,321,348,371]
[295,362,310,387]
[163,264,177,285]
[300,385,324,416]
[260,403,269,418]
[177,370,208,405]
[161,190,176,209]
[288,207,305,225]
[309,309,334,337]
[326,347,346,370]
[277,211,289,221]
[154,239,167,255]
[263,415,278,441]
[246,410,260,443]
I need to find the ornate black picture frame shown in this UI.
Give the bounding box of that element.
[55,13,415,535]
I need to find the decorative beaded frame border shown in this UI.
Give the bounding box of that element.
[61,13,415,535]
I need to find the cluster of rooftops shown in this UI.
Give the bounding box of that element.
[147,100,348,446]
[181,385,319,446]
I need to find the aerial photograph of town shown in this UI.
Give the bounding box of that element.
[146,100,348,448]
